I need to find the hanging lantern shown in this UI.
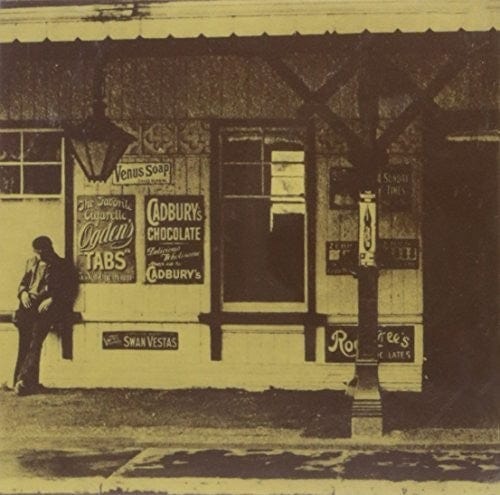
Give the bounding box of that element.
[66,49,134,182]
[66,115,134,182]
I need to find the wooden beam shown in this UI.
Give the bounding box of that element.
[305,122,317,361]
[199,312,328,326]
[351,51,383,438]
[375,48,443,118]
[377,39,493,150]
[63,134,75,360]
[301,102,369,167]
[265,55,370,165]
[209,120,223,361]
[299,37,372,106]
[264,54,318,102]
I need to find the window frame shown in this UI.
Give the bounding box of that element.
[214,121,314,313]
[0,127,65,199]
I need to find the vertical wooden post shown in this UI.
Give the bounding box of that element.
[351,50,384,437]
[62,131,75,360]
[209,120,222,361]
[305,120,317,361]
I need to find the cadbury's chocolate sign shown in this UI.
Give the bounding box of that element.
[76,195,136,283]
[144,195,204,284]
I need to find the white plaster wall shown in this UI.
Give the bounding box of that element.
[0,324,17,387]
[29,322,421,392]
[0,199,65,312]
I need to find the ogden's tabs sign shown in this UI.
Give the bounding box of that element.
[76,195,136,283]
[145,195,204,284]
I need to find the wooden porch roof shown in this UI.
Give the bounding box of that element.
[0,0,498,44]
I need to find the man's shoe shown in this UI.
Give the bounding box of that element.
[14,380,29,396]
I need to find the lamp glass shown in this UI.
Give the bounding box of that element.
[67,115,134,182]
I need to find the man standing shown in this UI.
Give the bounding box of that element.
[13,236,78,396]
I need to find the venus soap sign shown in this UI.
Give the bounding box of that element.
[112,158,173,186]
[76,195,136,283]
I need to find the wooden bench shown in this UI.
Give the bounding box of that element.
[0,311,82,359]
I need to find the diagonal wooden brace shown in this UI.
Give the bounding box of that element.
[264,53,371,167]
[377,39,493,150]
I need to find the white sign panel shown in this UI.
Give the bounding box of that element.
[112,157,173,186]
[358,191,377,267]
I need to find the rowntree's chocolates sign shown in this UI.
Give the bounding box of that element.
[145,195,204,284]
[76,195,136,283]
[325,325,415,362]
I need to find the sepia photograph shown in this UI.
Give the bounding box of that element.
[0,1,498,494]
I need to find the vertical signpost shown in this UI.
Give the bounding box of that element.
[351,189,383,437]
[350,57,383,438]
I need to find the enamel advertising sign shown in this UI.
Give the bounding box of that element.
[144,195,205,284]
[326,241,357,275]
[102,331,179,350]
[76,195,136,283]
[112,156,173,186]
[325,325,415,362]
[379,165,413,211]
[326,239,419,273]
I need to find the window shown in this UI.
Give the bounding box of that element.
[220,126,306,305]
[0,129,64,197]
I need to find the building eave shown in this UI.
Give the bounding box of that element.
[0,0,498,43]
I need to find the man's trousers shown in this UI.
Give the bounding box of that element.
[13,307,56,389]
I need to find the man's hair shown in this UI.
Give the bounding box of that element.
[32,236,53,251]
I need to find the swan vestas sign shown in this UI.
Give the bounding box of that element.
[102,331,179,350]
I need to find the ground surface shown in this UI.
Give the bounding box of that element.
[0,386,499,494]
[1,383,498,435]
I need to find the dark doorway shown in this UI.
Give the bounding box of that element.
[424,124,498,391]
[219,127,306,305]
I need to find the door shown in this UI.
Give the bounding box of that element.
[424,136,498,388]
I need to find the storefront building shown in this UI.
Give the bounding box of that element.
[0,1,497,420]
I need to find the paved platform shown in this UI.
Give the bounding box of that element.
[1,441,499,494]
[1,388,498,493]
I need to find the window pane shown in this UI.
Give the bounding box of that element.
[271,176,304,196]
[24,165,62,194]
[223,198,304,302]
[24,132,62,162]
[221,135,261,163]
[0,133,21,162]
[223,164,262,195]
[271,150,304,163]
[271,163,304,177]
[264,129,304,147]
[0,166,20,193]
[270,163,304,196]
